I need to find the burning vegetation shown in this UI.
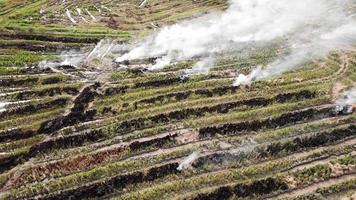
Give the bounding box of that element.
[0,0,355,200]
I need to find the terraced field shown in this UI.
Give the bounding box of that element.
[0,0,355,200]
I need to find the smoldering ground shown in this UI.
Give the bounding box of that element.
[38,39,117,77]
[334,88,356,114]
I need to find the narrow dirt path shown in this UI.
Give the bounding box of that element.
[272,173,356,199]
[332,82,346,101]
[289,151,356,173]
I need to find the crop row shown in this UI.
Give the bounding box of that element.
[114,90,318,134]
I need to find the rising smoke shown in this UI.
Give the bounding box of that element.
[39,50,85,70]
[46,39,114,66]
[87,39,115,60]
[0,102,9,113]
[229,138,257,155]
[177,151,200,171]
[116,0,356,81]
[38,39,115,77]
[334,88,356,114]
[184,57,215,76]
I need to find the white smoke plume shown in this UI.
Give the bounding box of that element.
[39,51,84,70]
[38,39,115,76]
[334,88,356,114]
[233,24,356,86]
[60,52,86,66]
[146,56,171,71]
[229,138,257,155]
[0,101,9,113]
[184,57,215,76]
[177,151,200,171]
[87,39,115,60]
[116,0,356,78]
[337,88,356,105]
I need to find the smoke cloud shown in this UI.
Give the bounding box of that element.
[41,39,115,67]
[184,57,215,76]
[116,0,356,80]
[177,151,200,171]
[39,50,85,70]
[334,88,356,114]
[87,39,115,60]
[0,102,9,113]
[337,88,356,105]
[229,138,257,155]
[38,39,115,77]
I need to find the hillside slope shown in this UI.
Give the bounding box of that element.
[0,0,355,200]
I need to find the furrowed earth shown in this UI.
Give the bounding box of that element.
[0,0,355,200]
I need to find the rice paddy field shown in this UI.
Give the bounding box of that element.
[0,0,355,199]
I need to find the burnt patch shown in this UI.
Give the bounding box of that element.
[133,77,189,89]
[29,163,180,200]
[10,133,179,188]
[23,66,54,74]
[27,130,106,157]
[102,106,117,115]
[34,171,145,200]
[104,86,128,96]
[41,76,63,85]
[14,86,79,100]
[71,83,100,112]
[199,107,332,138]
[233,177,288,198]
[0,77,39,87]
[0,33,99,43]
[37,110,97,134]
[0,130,105,174]
[55,65,77,71]
[9,144,129,189]
[0,98,68,120]
[134,91,192,108]
[274,90,316,103]
[116,118,146,132]
[38,83,100,134]
[190,177,288,200]
[193,125,356,169]
[192,152,249,168]
[0,42,80,52]
[123,98,267,131]
[133,89,315,109]
[0,129,35,143]
[145,162,179,181]
[192,186,233,200]
[129,133,178,152]
[259,125,356,157]
[0,153,25,174]
[194,85,239,97]
[115,90,318,134]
